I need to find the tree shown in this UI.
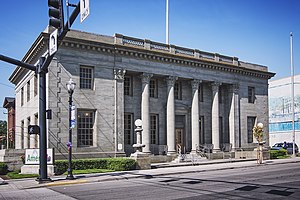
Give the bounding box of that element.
[0,120,7,147]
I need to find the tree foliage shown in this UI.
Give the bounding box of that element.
[0,120,7,134]
[0,120,7,144]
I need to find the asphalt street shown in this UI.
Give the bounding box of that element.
[0,158,300,199]
[49,161,300,200]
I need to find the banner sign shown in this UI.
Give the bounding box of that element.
[25,148,54,165]
[71,105,76,129]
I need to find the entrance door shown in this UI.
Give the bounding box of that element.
[175,128,184,154]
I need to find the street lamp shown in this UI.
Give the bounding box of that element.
[66,78,76,180]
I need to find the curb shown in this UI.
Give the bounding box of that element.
[0,177,5,185]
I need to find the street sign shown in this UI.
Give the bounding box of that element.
[28,125,40,134]
[80,0,90,23]
[49,29,58,56]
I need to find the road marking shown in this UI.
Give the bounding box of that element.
[46,180,88,187]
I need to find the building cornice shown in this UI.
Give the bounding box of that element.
[61,30,275,79]
[9,32,47,84]
[10,29,275,85]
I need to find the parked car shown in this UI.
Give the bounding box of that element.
[271,142,299,154]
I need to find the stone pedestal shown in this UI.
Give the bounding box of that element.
[254,147,270,161]
[130,152,151,170]
[21,164,55,176]
[0,149,25,171]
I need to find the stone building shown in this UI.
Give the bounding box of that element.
[2,97,15,149]
[9,29,275,159]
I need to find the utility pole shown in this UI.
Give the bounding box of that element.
[290,32,295,158]
[0,0,83,183]
[166,0,169,44]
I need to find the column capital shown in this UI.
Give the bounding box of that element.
[166,76,178,87]
[114,69,126,80]
[191,79,202,90]
[211,82,222,91]
[232,83,239,93]
[140,73,153,84]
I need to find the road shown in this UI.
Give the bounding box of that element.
[48,162,300,200]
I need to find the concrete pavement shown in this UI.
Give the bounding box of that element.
[1,157,300,191]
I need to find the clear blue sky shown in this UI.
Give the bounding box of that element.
[0,0,300,120]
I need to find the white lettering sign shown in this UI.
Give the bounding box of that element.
[49,29,58,56]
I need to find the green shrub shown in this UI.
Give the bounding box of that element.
[55,158,136,175]
[0,162,8,175]
[270,149,288,159]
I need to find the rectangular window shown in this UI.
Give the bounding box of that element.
[247,116,256,143]
[175,81,182,100]
[219,87,222,104]
[34,75,38,96]
[80,66,94,89]
[219,116,223,143]
[248,87,255,103]
[124,113,133,145]
[199,84,203,102]
[21,120,24,149]
[150,79,158,98]
[199,116,205,144]
[124,76,133,96]
[150,114,158,144]
[77,110,94,147]
[21,87,24,106]
[27,81,30,102]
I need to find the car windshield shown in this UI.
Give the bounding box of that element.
[273,143,283,147]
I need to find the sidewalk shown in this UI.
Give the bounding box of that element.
[1,157,300,190]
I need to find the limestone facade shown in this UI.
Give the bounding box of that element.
[9,29,275,158]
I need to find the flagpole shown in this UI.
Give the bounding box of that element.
[166,0,169,44]
[290,32,296,157]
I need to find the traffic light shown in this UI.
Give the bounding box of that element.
[48,0,64,29]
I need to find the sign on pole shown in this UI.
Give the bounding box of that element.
[28,125,40,134]
[70,105,76,129]
[49,29,58,56]
[80,0,90,23]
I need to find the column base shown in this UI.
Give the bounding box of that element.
[213,148,221,153]
[167,151,177,156]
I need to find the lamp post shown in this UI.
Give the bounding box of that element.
[66,78,76,180]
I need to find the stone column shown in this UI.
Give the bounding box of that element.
[30,131,35,148]
[166,76,177,154]
[141,73,153,154]
[114,69,126,154]
[211,82,221,152]
[191,80,201,153]
[229,84,240,150]
[24,118,31,149]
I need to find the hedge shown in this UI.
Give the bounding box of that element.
[55,158,136,175]
[270,149,287,159]
[0,162,8,175]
